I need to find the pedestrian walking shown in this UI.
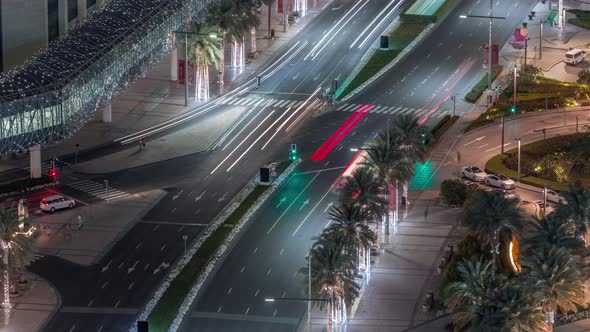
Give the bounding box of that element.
[424,206,429,221]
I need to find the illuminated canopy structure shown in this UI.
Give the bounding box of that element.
[0,0,215,155]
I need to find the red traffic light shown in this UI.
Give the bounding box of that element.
[50,170,57,178]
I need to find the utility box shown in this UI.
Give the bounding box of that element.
[380,36,389,49]
[260,167,270,185]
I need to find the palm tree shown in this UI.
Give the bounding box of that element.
[443,256,498,331]
[0,206,33,326]
[493,279,549,332]
[238,0,263,54]
[387,114,427,204]
[325,202,376,270]
[520,245,585,329]
[523,213,583,254]
[301,241,359,332]
[555,182,590,240]
[463,190,522,269]
[365,135,414,235]
[340,167,386,246]
[207,0,245,85]
[186,24,222,100]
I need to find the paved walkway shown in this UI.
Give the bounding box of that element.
[0,0,333,173]
[499,1,590,83]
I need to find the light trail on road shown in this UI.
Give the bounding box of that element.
[351,0,404,49]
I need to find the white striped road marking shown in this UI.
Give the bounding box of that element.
[294,101,303,108]
[400,107,410,114]
[266,100,279,107]
[343,104,357,112]
[228,98,241,105]
[253,99,266,107]
[286,100,297,107]
[373,106,384,113]
[237,99,251,105]
[244,99,258,106]
[390,106,403,114]
[337,104,349,111]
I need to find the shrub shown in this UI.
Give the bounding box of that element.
[440,179,468,206]
[518,64,543,82]
[578,69,590,85]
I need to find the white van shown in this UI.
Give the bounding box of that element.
[40,195,75,212]
[565,49,586,65]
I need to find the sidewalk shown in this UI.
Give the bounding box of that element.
[499,1,590,83]
[0,0,333,173]
[1,273,59,332]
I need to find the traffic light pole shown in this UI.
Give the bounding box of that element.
[501,116,505,154]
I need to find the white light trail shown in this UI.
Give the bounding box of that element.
[226,107,292,171]
[354,0,405,49]
[310,0,370,61]
[210,110,275,175]
[304,0,366,61]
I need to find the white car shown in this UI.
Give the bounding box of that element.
[546,190,568,205]
[40,195,75,212]
[461,166,487,182]
[485,174,515,190]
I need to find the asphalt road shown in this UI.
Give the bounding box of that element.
[23,0,409,331]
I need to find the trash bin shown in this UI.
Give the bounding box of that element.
[270,29,275,38]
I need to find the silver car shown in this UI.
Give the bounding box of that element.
[461,166,487,182]
[40,195,76,212]
[486,174,515,190]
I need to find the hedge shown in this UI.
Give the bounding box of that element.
[465,66,503,103]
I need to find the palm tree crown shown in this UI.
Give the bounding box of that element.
[340,167,386,221]
[324,202,376,258]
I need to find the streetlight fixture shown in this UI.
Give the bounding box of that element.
[173,30,218,106]
[459,11,506,90]
[515,138,521,182]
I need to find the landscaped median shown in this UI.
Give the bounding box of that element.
[464,66,503,103]
[335,0,459,101]
[484,132,590,191]
[134,160,299,332]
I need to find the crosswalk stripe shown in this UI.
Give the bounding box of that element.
[245,99,258,106]
[373,106,384,113]
[70,183,101,190]
[265,100,277,107]
[254,99,266,107]
[390,106,403,114]
[294,101,303,108]
[343,104,357,112]
[278,100,290,107]
[287,101,297,108]
[336,104,349,111]
[239,99,252,106]
[400,107,410,114]
[228,98,240,105]
[97,193,129,200]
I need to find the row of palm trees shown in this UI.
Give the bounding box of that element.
[444,183,590,331]
[184,0,266,100]
[301,115,426,331]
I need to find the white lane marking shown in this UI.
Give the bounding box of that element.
[228,288,232,295]
[254,289,260,297]
[485,143,511,152]
[240,266,245,273]
[355,0,404,49]
[478,144,489,148]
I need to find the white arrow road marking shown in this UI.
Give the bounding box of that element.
[101,260,112,273]
[299,199,310,211]
[276,197,287,208]
[217,192,228,203]
[332,4,342,10]
[195,191,206,202]
[153,261,170,275]
[172,189,183,200]
[464,136,486,146]
[127,260,139,274]
[323,201,334,213]
[292,73,300,80]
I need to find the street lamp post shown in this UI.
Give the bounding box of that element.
[543,184,547,216]
[515,138,521,182]
[539,19,547,59]
[501,115,505,154]
[174,30,218,106]
[459,11,506,90]
[451,96,456,117]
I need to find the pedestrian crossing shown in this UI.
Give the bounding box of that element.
[335,103,459,118]
[217,97,305,109]
[67,180,131,201]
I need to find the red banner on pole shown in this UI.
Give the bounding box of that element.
[178,60,196,85]
[389,183,396,211]
[482,44,499,67]
[278,0,293,13]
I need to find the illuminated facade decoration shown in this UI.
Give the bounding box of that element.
[0,0,218,155]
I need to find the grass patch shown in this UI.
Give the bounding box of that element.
[466,77,589,132]
[338,50,401,99]
[568,9,590,30]
[465,66,503,103]
[147,161,292,330]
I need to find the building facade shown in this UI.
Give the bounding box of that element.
[0,0,104,73]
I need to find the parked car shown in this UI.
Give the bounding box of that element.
[40,195,75,212]
[485,174,515,190]
[546,189,568,205]
[461,166,487,182]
